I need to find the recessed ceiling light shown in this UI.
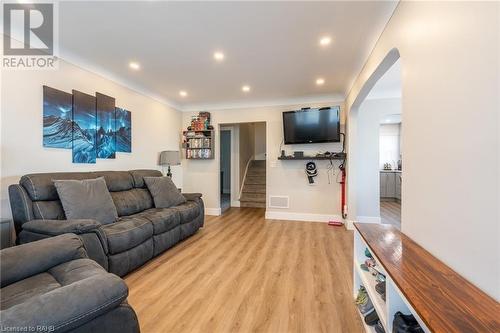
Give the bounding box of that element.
[179,90,188,97]
[213,51,225,61]
[319,36,332,46]
[129,62,140,70]
[242,85,251,92]
[316,78,325,86]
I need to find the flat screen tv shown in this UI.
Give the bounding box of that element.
[283,106,340,144]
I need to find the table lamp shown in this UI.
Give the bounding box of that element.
[159,151,180,178]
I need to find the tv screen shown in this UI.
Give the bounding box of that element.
[283,106,340,144]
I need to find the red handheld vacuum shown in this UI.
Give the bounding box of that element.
[328,165,346,227]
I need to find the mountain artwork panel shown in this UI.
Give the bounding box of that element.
[96,93,116,159]
[115,107,131,153]
[42,86,132,163]
[72,90,97,164]
[43,86,73,148]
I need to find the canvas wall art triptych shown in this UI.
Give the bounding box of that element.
[43,86,132,163]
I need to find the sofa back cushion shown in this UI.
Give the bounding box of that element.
[111,188,154,217]
[18,170,162,220]
[54,177,118,225]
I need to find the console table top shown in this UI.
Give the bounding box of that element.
[354,223,500,333]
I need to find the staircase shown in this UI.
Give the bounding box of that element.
[240,160,266,208]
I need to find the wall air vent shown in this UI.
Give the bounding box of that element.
[269,196,289,209]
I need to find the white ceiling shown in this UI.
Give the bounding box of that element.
[59,1,398,110]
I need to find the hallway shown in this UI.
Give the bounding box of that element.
[380,200,401,229]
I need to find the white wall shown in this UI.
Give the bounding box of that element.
[355,98,401,220]
[254,122,266,160]
[346,1,499,299]
[1,59,183,219]
[182,101,345,221]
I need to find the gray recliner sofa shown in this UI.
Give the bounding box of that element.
[9,170,204,276]
[0,233,139,333]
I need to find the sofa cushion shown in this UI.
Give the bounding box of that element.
[111,188,154,217]
[102,217,153,254]
[133,208,180,235]
[0,272,60,310]
[172,201,200,224]
[0,258,103,311]
[144,176,186,208]
[49,258,104,286]
[32,200,66,220]
[20,171,136,201]
[130,169,163,188]
[20,172,97,201]
[54,177,118,225]
[0,273,128,332]
[92,171,135,192]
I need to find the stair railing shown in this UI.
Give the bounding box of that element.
[239,155,255,200]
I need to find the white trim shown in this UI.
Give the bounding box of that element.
[265,211,343,223]
[181,94,345,112]
[205,208,222,216]
[239,155,254,200]
[356,216,382,224]
[345,220,356,230]
[231,201,241,207]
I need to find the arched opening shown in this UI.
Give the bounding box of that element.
[347,48,402,228]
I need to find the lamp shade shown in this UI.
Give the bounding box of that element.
[159,151,180,166]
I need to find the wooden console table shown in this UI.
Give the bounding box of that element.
[353,223,500,333]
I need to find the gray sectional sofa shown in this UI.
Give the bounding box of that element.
[9,170,204,276]
[0,233,139,333]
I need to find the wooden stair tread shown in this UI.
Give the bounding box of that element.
[242,184,265,194]
[240,160,266,208]
[354,223,500,333]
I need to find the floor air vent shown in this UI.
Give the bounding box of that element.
[269,196,289,209]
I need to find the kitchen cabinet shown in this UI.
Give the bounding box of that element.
[380,171,401,201]
[395,173,402,200]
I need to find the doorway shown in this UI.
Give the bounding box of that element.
[348,51,402,229]
[220,130,231,213]
[218,122,267,214]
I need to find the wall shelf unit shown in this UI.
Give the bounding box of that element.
[182,130,214,159]
[278,153,346,161]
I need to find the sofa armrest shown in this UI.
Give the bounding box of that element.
[182,193,202,201]
[22,219,101,236]
[20,219,109,270]
[0,273,128,332]
[8,184,34,237]
[0,234,86,287]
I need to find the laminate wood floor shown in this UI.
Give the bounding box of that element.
[380,200,401,229]
[125,208,364,333]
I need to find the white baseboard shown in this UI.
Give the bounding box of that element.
[265,211,343,223]
[345,220,356,230]
[231,201,241,207]
[205,208,221,216]
[356,216,381,224]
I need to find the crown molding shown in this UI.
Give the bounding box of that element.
[180,94,345,112]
